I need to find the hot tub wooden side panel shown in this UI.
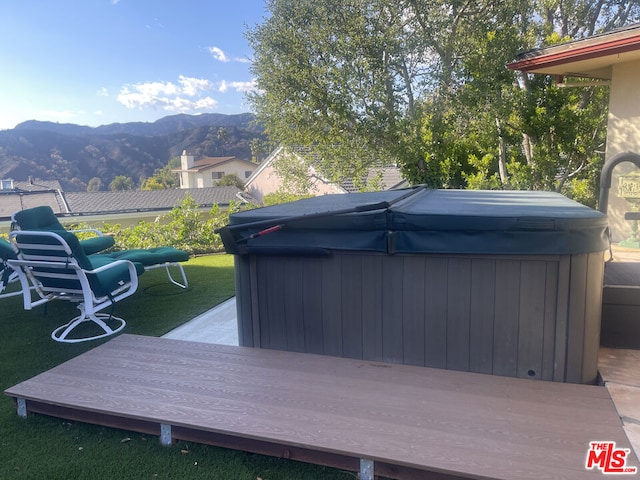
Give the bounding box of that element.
[234,251,604,383]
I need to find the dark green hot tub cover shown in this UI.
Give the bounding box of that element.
[220,188,609,256]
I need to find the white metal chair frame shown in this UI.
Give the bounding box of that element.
[7,230,139,343]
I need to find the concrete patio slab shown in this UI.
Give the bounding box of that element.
[162,296,238,345]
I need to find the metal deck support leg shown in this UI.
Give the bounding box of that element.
[360,458,374,480]
[16,398,27,418]
[160,423,172,446]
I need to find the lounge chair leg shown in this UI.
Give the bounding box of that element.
[165,263,188,288]
[144,263,188,288]
[51,311,126,343]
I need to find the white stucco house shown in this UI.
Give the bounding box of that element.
[176,151,257,189]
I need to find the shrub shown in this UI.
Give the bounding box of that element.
[3,195,251,255]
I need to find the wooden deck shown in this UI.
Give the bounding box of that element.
[5,334,639,480]
[599,347,640,461]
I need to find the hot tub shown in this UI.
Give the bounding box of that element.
[219,188,609,384]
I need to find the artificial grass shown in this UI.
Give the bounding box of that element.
[0,254,353,480]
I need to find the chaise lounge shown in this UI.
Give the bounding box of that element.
[11,205,189,288]
[8,230,144,343]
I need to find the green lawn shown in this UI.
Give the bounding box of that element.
[0,254,352,480]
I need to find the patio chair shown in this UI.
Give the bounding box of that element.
[12,205,189,288]
[7,230,144,343]
[12,205,115,255]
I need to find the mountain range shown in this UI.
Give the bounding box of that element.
[0,113,266,191]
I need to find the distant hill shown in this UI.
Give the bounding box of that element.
[1,113,266,191]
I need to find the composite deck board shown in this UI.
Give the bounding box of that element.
[5,334,637,480]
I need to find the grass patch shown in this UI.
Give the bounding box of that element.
[0,254,352,480]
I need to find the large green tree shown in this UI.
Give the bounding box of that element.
[247,0,640,204]
[109,175,134,192]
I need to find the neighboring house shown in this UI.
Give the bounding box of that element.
[507,22,640,243]
[244,145,408,204]
[175,151,257,189]
[0,178,68,219]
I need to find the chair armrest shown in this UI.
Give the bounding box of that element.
[83,259,140,305]
[69,228,109,237]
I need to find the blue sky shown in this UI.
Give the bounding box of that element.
[0,0,268,130]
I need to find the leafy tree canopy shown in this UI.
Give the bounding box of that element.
[247,0,640,205]
[216,173,245,189]
[110,175,135,192]
[141,164,179,190]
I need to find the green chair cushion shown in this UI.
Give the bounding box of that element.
[78,236,116,255]
[86,254,145,297]
[0,238,16,287]
[13,205,115,255]
[14,231,143,298]
[13,206,65,231]
[109,247,189,266]
[0,238,16,261]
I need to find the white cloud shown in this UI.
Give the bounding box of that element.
[208,46,229,63]
[117,76,218,113]
[179,75,213,96]
[234,57,252,64]
[218,79,258,94]
[228,80,258,93]
[98,87,109,97]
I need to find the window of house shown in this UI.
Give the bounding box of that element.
[0,179,14,190]
[212,172,224,180]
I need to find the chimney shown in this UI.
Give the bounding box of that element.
[181,150,195,170]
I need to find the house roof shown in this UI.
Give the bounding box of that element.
[0,179,68,218]
[63,187,250,216]
[1,186,255,220]
[11,179,64,192]
[507,23,640,79]
[0,191,68,219]
[340,166,407,193]
[181,156,256,173]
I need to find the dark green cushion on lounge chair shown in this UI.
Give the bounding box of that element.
[75,235,115,255]
[13,206,65,231]
[85,254,145,297]
[13,206,115,255]
[0,238,16,287]
[0,238,16,262]
[14,230,144,298]
[108,247,189,266]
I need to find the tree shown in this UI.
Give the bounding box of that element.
[215,173,245,189]
[87,177,103,192]
[247,0,420,185]
[250,138,273,163]
[248,0,529,187]
[109,175,134,191]
[217,127,228,155]
[141,165,178,190]
[247,0,640,203]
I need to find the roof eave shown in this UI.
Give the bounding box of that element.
[507,30,640,77]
